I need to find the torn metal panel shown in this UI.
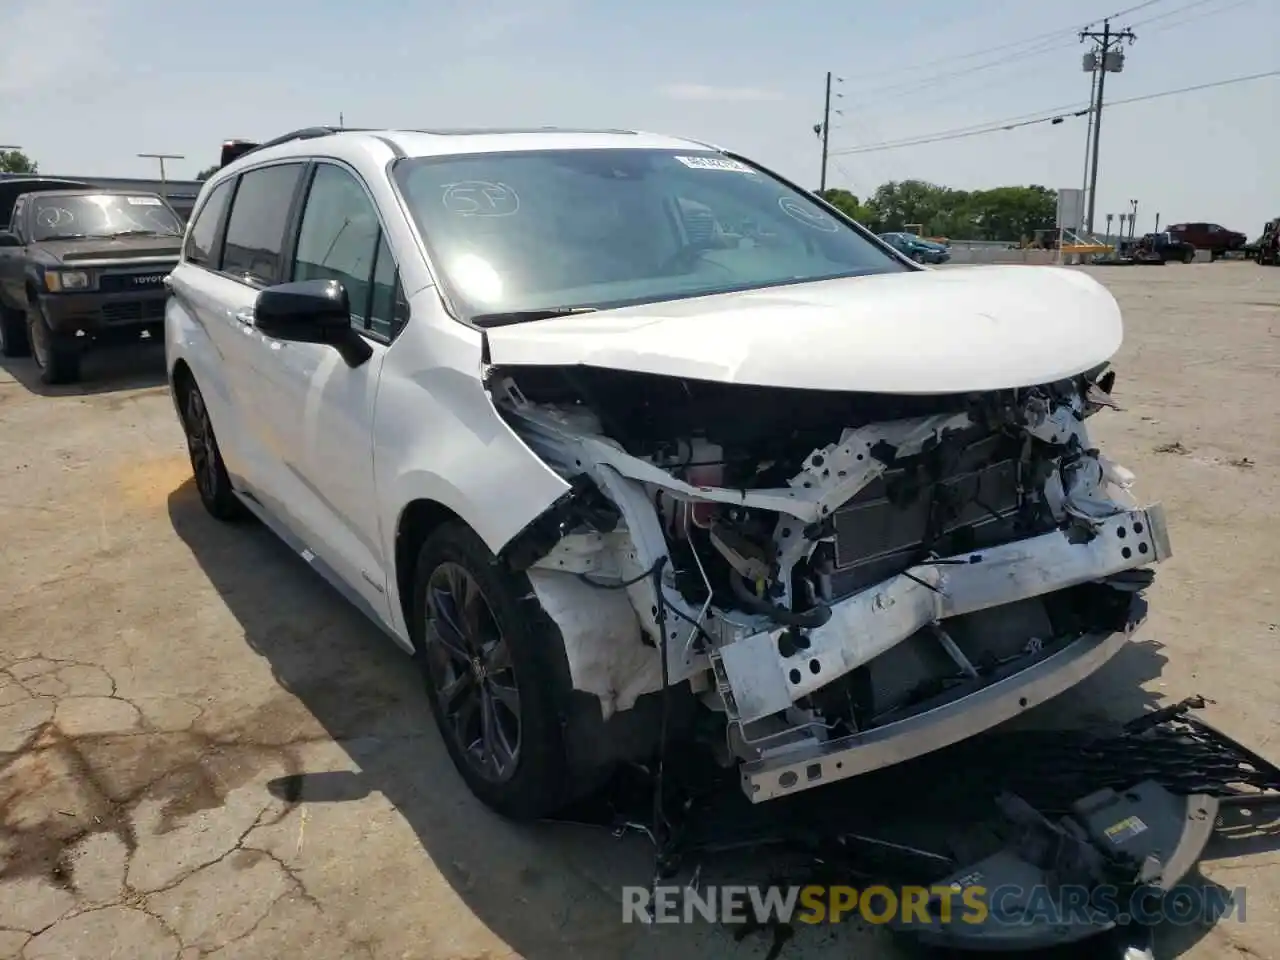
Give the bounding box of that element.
[503,391,973,523]
[493,359,1174,807]
[719,505,1169,725]
[741,598,1147,801]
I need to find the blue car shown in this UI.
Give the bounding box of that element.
[879,232,951,264]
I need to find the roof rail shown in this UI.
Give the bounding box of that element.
[219,126,356,169]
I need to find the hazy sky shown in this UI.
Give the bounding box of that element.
[2,0,1275,234]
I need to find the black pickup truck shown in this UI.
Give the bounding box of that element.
[1127,231,1198,264]
[0,179,183,384]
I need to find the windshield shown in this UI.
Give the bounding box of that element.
[393,148,904,323]
[29,194,183,241]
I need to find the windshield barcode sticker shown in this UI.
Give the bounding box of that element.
[127,196,163,206]
[674,156,751,172]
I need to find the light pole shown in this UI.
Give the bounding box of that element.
[137,153,185,201]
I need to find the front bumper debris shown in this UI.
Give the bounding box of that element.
[548,696,1280,954]
[741,593,1147,801]
[715,505,1171,728]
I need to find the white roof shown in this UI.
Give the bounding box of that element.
[381,127,712,157]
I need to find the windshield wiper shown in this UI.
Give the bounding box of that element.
[472,307,598,328]
[42,233,112,241]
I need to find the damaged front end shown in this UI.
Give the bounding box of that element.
[491,361,1169,803]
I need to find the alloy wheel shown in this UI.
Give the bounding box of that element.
[423,562,522,783]
[184,388,219,501]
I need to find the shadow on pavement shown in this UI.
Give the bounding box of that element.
[167,479,1222,960]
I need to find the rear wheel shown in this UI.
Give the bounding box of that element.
[27,302,80,384]
[178,378,248,521]
[0,305,30,358]
[410,521,593,820]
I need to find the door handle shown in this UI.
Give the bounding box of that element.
[233,309,255,327]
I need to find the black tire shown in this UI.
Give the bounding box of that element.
[0,305,31,358]
[409,521,590,820]
[1183,249,1195,264]
[178,377,248,521]
[27,301,81,384]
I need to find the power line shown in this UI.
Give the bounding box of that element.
[829,104,1091,155]
[836,0,1168,83]
[1129,0,1223,26]
[847,36,1071,100]
[844,0,1259,113]
[828,68,1279,156]
[835,0,1263,130]
[1109,68,1280,106]
[1137,0,1260,33]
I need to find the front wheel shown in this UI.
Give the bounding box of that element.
[27,302,80,384]
[0,305,30,358]
[410,522,594,820]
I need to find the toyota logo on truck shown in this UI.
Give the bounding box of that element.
[132,274,166,287]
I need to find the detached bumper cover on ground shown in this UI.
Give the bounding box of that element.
[561,697,1280,953]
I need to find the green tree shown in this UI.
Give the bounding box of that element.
[194,164,219,181]
[0,150,38,174]
[818,188,878,228]
[870,180,965,236]
[834,179,1057,242]
[965,185,1056,243]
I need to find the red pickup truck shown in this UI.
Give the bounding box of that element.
[1166,222,1247,260]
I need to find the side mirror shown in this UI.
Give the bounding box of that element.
[254,279,373,368]
[0,231,21,248]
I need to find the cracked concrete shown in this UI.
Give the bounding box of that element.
[1,269,1279,959]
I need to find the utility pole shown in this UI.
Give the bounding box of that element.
[1080,19,1136,235]
[1080,65,1098,209]
[1129,199,1139,239]
[814,72,842,193]
[819,72,832,193]
[138,152,185,202]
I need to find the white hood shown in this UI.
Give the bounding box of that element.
[484,265,1123,394]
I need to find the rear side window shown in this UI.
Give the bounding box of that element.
[184,179,233,267]
[222,163,305,286]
